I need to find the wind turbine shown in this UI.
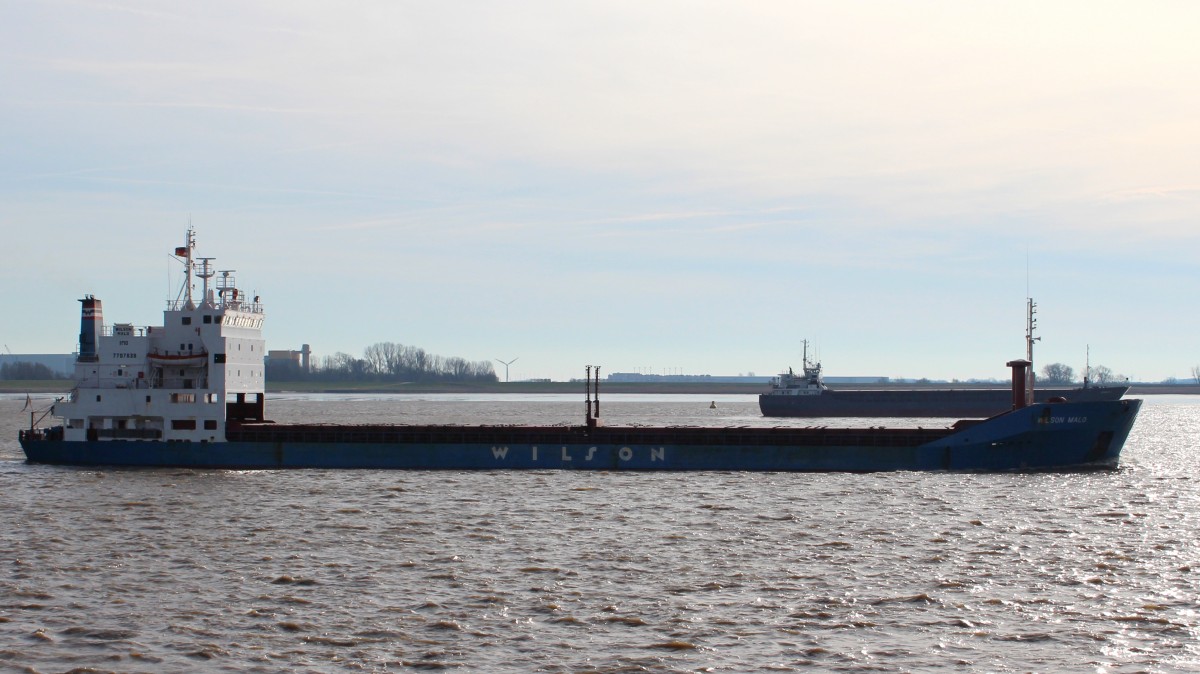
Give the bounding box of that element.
[495,357,518,383]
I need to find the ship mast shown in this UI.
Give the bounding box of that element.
[172,227,197,309]
[1083,344,1091,388]
[196,257,215,307]
[1025,298,1040,405]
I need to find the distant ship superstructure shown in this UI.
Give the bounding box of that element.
[55,229,265,443]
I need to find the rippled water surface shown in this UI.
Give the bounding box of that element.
[1,393,1198,673]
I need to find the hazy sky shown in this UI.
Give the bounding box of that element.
[3,1,1198,382]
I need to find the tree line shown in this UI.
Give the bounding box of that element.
[266,342,497,383]
[0,362,66,380]
[1039,362,1125,385]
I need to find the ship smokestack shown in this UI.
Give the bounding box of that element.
[78,295,102,362]
[1007,359,1031,410]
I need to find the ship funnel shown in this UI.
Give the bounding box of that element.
[1006,359,1031,410]
[78,295,102,362]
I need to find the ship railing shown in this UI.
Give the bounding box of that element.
[164,299,264,314]
[225,300,265,314]
[68,376,154,391]
[155,377,210,390]
[95,428,163,440]
[19,427,64,442]
[71,371,206,388]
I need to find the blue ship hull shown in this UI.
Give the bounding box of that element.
[19,399,1142,472]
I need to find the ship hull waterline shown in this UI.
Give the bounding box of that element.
[20,399,1142,472]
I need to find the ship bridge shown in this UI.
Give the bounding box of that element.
[54,228,266,444]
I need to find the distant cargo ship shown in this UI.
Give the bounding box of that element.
[18,231,1140,471]
[760,330,1128,418]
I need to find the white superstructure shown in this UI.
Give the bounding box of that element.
[54,229,265,443]
[764,339,827,397]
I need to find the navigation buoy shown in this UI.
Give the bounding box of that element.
[709,401,716,409]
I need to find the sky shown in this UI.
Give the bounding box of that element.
[2,1,1198,383]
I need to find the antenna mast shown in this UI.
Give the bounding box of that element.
[1025,297,1040,405]
[1084,344,1091,388]
[171,227,197,309]
[184,227,196,308]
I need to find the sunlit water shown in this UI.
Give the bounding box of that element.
[1,393,1197,673]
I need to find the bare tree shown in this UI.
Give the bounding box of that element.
[1041,362,1075,384]
[1090,365,1114,385]
[1193,365,1200,384]
[362,343,388,375]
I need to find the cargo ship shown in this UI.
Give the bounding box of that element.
[18,231,1141,471]
[760,331,1128,418]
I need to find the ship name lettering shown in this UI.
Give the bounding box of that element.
[1068,416,1086,423]
[494,445,660,463]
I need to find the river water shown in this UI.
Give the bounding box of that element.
[1,393,1197,673]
